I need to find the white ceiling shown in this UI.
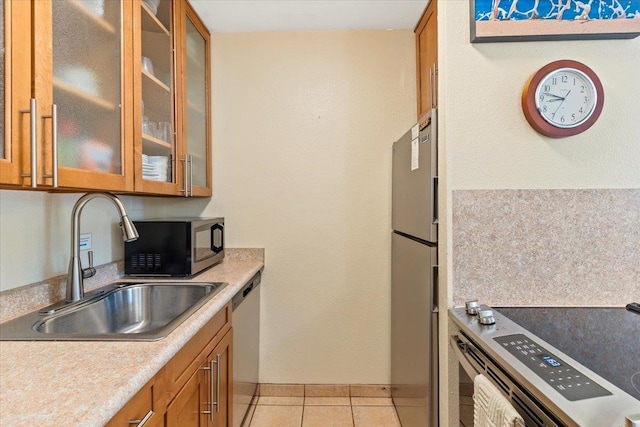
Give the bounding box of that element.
[188,0,428,33]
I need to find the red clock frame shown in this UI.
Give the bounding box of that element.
[521,60,604,138]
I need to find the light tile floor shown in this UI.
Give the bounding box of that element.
[248,396,402,427]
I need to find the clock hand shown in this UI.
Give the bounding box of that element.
[542,92,564,99]
[553,90,572,115]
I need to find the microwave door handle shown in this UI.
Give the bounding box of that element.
[211,224,224,254]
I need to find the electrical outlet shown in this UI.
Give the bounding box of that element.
[79,233,92,251]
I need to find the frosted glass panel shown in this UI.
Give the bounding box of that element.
[0,0,5,159]
[141,0,174,183]
[185,17,207,188]
[52,0,122,174]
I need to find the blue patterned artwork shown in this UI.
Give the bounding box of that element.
[470,0,640,42]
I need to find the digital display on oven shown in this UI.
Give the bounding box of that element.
[540,354,562,367]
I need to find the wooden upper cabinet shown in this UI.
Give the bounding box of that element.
[176,0,211,197]
[415,0,437,119]
[1,0,211,197]
[1,0,133,190]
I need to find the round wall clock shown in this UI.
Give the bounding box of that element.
[522,60,604,138]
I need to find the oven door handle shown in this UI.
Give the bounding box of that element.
[450,335,480,381]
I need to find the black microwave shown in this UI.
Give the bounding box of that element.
[124,217,224,276]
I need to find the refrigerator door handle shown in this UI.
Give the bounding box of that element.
[431,176,439,225]
[432,265,439,312]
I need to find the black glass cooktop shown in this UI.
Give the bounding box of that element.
[495,306,640,401]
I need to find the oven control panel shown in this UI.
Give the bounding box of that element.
[494,334,612,401]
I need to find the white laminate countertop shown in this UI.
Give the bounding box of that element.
[0,249,264,427]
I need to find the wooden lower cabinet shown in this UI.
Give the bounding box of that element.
[166,329,232,427]
[107,303,233,427]
[209,329,232,427]
[166,366,207,426]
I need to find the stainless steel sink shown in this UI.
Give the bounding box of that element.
[0,282,227,341]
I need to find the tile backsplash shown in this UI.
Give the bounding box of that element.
[452,189,640,307]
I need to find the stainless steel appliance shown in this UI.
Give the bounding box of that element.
[450,303,640,427]
[495,306,640,402]
[124,217,224,276]
[232,271,261,427]
[391,111,439,427]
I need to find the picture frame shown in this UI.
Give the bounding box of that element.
[470,0,640,43]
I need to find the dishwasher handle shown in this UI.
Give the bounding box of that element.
[232,271,262,311]
[242,283,254,298]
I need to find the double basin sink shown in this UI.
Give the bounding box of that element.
[0,282,227,341]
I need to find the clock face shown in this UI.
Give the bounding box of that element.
[534,68,597,129]
[522,60,604,138]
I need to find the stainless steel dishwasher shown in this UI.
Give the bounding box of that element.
[232,271,261,427]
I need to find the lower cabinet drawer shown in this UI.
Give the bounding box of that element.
[106,378,160,427]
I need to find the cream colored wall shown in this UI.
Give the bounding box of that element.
[440,5,640,191]
[0,190,149,291]
[438,2,640,425]
[196,30,416,384]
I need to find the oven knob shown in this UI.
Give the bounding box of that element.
[626,414,640,427]
[478,309,496,325]
[465,300,480,315]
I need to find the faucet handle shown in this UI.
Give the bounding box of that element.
[82,251,97,279]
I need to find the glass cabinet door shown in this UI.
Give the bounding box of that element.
[38,0,133,190]
[181,2,210,196]
[53,0,123,174]
[135,0,177,193]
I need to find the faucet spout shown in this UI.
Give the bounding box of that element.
[67,192,139,302]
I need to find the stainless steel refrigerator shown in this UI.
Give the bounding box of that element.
[391,112,438,427]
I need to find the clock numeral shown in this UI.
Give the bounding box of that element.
[552,77,557,85]
[560,116,565,123]
[543,85,551,92]
[561,75,568,83]
[579,107,584,113]
[551,113,556,119]
[580,85,585,93]
[571,114,576,121]
[584,96,589,103]
[542,105,548,113]
[573,78,576,86]
[539,94,545,102]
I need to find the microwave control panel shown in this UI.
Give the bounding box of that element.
[494,334,612,401]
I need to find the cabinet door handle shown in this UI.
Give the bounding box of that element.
[129,409,153,426]
[432,64,438,108]
[180,156,189,197]
[19,98,38,188]
[42,104,58,187]
[209,357,217,422]
[201,364,213,418]
[213,354,221,415]
[189,155,194,197]
[429,66,433,110]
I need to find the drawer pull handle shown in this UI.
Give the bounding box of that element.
[129,409,153,426]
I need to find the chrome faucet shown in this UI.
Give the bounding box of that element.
[67,192,139,302]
